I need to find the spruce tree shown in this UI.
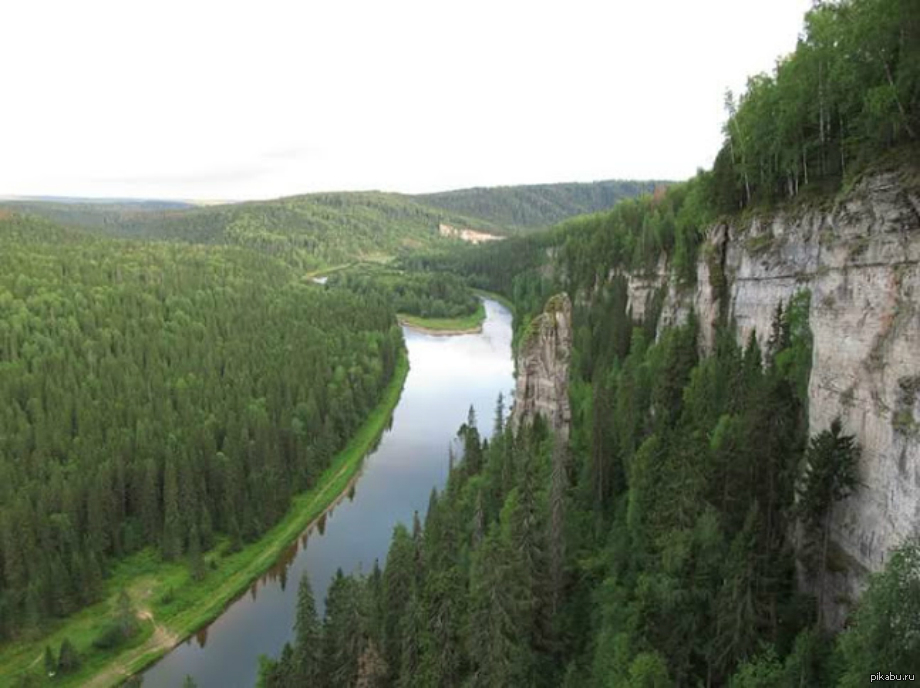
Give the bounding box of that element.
[381,524,414,678]
[796,417,860,622]
[293,573,323,686]
[57,637,80,674]
[43,645,55,676]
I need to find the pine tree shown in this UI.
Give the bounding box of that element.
[459,405,483,475]
[57,637,80,674]
[355,639,387,688]
[397,590,423,688]
[796,417,860,623]
[116,588,137,639]
[549,439,567,618]
[467,527,530,687]
[140,458,160,544]
[162,443,183,561]
[43,645,55,676]
[292,573,323,686]
[493,393,505,436]
[322,570,364,688]
[381,524,414,678]
[188,523,206,582]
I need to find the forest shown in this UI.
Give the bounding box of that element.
[0,215,403,641]
[3,0,919,683]
[2,180,661,273]
[708,0,919,211]
[326,266,479,321]
[261,295,915,687]
[1,194,501,270]
[257,0,920,685]
[414,180,665,231]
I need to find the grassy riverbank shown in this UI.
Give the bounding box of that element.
[1,350,410,688]
[397,300,486,334]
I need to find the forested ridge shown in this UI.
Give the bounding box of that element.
[0,214,404,642]
[1,194,503,270]
[2,180,663,271]
[0,200,192,233]
[260,0,920,685]
[414,180,666,231]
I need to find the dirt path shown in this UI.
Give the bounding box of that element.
[82,608,178,688]
[138,609,179,650]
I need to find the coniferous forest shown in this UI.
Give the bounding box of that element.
[326,267,479,321]
[0,215,403,639]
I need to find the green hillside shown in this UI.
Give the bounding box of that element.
[414,179,666,230]
[0,200,191,235]
[2,181,660,271]
[2,193,505,270]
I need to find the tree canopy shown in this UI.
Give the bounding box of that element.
[0,214,403,638]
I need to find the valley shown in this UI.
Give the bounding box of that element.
[2,0,919,685]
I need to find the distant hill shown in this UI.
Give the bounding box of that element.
[1,192,509,269]
[412,179,667,230]
[0,199,196,235]
[2,179,661,268]
[0,195,196,207]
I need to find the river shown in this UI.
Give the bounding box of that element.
[142,298,514,687]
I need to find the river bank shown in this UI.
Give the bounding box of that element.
[397,299,488,335]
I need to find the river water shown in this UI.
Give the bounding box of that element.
[142,299,514,687]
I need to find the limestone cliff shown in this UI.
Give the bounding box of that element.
[511,292,573,441]
[622,168,920,627]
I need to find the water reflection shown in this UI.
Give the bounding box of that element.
[143,299,514,687]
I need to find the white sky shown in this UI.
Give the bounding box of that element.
[0,0,812,200]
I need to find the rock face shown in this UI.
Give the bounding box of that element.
[511,170,919,625]
[511,292,573,441]
[438,222,503,245]
[622,169,920,627]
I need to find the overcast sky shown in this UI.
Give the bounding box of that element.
[1,0,812,200]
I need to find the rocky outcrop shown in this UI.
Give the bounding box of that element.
[620,169,920,627]
[511,293,573,441]
[438,222,503,245]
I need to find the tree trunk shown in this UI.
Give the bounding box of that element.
[883,58,918,140]
[839,113,846,176]
[802,145,808,187]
